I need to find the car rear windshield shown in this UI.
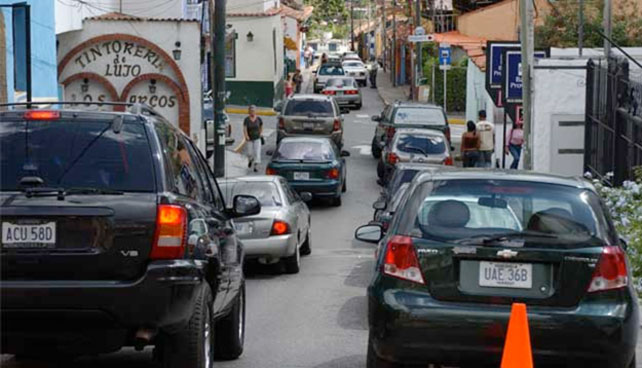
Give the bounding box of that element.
[395,134,446,155]
[274,141,334,162]
[394,107,447,126]
[319,65,344,76]
[219,181,282,207]
[326,78,355,87]
[0,119,155,192]
[284,100,334,116]
[396,179,616,247]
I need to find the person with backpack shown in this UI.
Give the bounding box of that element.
[505,120,524,169]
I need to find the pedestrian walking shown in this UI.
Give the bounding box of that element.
[505,120,524,169]
[321,53,328,65]
[461,120,481,168]
[303,48,311,68]
[293,69,303,94]
[243,105,263,173]
[475,110,495,168]
[285,75,294,98]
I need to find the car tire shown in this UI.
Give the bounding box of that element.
[355,103,362,110]
[283,245,301,274]
[629,354,636,368]
[300,230,312,256]
[161,284,214,368]
[371,138,382,159]
[342,178,347,193]
[367,336,399,368]
[377,160,385,179]
[332,196,342,207]
[214,284,245,360]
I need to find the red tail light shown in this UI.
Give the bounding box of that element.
[24,110,60,120]
[387,152,399,164]
[383,236,425,284]
[271,220,290,235]
[151,205,187,259]
[266,167,277,175]
[333,119,341,131]
[322,90,336,95]
[327,168,340,179]
[345,90,359,95]
[445,126,451,142]
[278,117,285,129]
[443,156,454,166]
[587,246,628,293]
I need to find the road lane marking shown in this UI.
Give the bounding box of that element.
[351,145,372,156]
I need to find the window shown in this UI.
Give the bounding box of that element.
[393,107,447,126]
[220,181,282,207]
[395,134,447,155]
[273,141,334,162]
[225,37,236,78]
[0,119,155,192]
[319,65,345,76]
[284,100,334,116]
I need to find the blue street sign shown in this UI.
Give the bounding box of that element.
[439,47,451,65]
[488,42,519,88]
[503,50,548,103]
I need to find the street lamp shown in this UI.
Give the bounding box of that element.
[149,79,157,94]
[81,78,89,93]
[172,41,182,60]
[246,31,254,42]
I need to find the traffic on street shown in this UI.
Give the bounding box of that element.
[1,1,642,368]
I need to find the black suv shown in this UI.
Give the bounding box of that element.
[0,103,260,368]
[370,102,451,159]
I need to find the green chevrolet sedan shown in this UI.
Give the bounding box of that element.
[266,137,348,207]
[356,168,638,368]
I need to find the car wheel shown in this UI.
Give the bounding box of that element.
[377,160,385,179]
[342,178,347,193]
[355,103,362,110]
[283,244,301,274]
[367,336,399,368]
[371,138,382,159]
[332,196,342,207]
[629,354,636,368]
[214,284,245,360]
[300,230,312,256]
[162,284,214,368]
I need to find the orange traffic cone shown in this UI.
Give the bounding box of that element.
[500,303,533,368]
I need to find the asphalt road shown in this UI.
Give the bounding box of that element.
[2,72,641,368]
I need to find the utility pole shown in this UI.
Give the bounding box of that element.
[415,0,422,100]
[392,0,396,86]
[119,0,123,13]
[578,0,584,56]
[603,0,612,60]
[519,0,534,170]
[382,0,386,71]
[351,1,355,51]
[431,0,436,33]
[212,0,227,177]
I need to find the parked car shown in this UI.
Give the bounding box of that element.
[275,94,347,149]
[313,62,345,93]
[266,137,349,207]
[371,102,451,159]
[373,162,428,218]
[342,51,360,61]
[377,128,453,180]
[219,176,312,274]
[341,60,368,86]
[356,169,639,368]
[322,77,363,109]
[372,182,410,232]
[0,103,261,367]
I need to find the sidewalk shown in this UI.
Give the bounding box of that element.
[224,149,249,178]
[375,69,466,125]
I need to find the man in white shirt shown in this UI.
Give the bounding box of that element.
[476,110,494,168]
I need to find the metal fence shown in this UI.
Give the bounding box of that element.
[585,58,642,186]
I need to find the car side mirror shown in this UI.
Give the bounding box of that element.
[231,195,261,218]
[355,224,384,243]
[300,192,313,202]
[620,236,629,250]
[371,115,382,122]
[340,150,351,157]
[373,200,386,211]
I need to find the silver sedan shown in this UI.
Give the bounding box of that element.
[321,77,363,109]
[219,176,312,274]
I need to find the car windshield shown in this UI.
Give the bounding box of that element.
[395,134,447,155]
[343,62,363,68]
[397,179,615,247]
[387,168,420,195]
[219,181,282,207]
[319,65,345,76]
[273,141,334,162]
[0,119,155,192]
[394,107,447,126]
[326,78,354,87]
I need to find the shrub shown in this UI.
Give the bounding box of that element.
[422,58,467,113]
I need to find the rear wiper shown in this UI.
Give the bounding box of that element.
[65,187,124,195]
[405,145,428,156]
[455,231,559,245]
[23,187,65,199]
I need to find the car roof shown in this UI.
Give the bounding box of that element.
[393,162,439,171]
[393,128,447,137]
[414,168,593,190]
[220,176,280,184]
[392,102,442,109]
[279,136,334,145]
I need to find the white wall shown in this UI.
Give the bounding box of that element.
[228,0,280,13]
[227,15,283,84]
[532,58,588,174]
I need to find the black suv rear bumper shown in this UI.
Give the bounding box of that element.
[1,260,206,354]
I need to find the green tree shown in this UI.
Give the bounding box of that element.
[304,0,350,39]
[535,0,642,48]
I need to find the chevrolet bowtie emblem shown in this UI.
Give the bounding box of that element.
[497,249,518,259]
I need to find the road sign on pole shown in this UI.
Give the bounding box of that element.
[439,44,451,112]
[502,49,548,104]
[408,34,434,43]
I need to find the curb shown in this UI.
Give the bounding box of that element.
[449,118,465,125]
[225,107,277,116]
